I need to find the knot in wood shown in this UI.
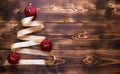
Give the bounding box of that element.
[64,17,73,23]
[83,55,96,66]
[79,31,87,38]
[72,30,88,40]
[1,31,16,40]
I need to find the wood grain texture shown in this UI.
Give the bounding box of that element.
[0,0,120,74]
[0,0,120,22]
[0,50,120,74]
[0,22,119,50]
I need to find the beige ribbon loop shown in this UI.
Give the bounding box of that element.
[4,53,56,66]
[11,16,46,50]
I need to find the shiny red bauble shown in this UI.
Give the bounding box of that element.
[7,52,20,64]
[40,39,53,52]
[24,4,36,17]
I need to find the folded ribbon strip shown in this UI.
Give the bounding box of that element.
[4,16,56,65]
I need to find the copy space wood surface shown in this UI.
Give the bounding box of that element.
[0,0,120,74]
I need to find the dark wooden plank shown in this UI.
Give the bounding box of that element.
[0,0,120,22]
[0,22,119,49]
[0,50,120,74]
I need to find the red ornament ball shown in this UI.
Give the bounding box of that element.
[24,4,36,17]
[40,39,53,52]
[7,52,20,64]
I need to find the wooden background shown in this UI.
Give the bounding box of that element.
[0,0,120,74]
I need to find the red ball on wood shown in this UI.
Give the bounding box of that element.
[7,52,20,64]
[24,4,36,17]
[40,39,53,52]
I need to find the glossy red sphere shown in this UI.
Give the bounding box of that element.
[7,52,20,64]
[40,39,52,52]
[24,4,36,17]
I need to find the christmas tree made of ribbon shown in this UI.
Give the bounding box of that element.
[4,4,56,65]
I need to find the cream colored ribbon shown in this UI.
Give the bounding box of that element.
[4,16,56,65]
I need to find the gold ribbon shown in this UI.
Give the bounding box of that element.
[4,16,56,65]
